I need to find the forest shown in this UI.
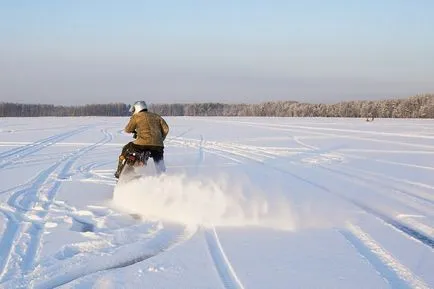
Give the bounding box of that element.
[1,94,433,118]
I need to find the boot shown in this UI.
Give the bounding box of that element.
[114,156,125,179]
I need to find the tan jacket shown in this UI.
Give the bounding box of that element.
[124,111,169,147]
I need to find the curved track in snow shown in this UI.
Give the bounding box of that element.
[0,127,113,282]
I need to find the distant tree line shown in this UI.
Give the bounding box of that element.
[0,103,129,117]
[148,94,434,118]
[1,94,433,118]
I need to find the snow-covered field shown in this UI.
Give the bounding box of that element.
[0,117,433,289]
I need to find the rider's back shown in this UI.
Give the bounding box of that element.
[125,111,169,147]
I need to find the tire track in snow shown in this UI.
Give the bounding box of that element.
[340,223,429,289]
[291,139,434,242]
[251,135,434,247]
[353,201,434,249]
[317,166,434,220]
[0,209,21,282]
[231,120,434,140]
[196,118,434,150]
[0,157,67,282]
[168,137,275,163]
[294,134,434,172]
[1,224,197,289]
[204,227,245,289]
[323,165,434,207]
[0,126,90,169]
[21,129,114,274]
[76,159,118,186]
[315,166,434,240]
[77,161,103,178]
[293,135,434,216]
[276,166,434,248]
[341,166,434,200]
[0,128,112,282]
[264,159,434,249]
[269,165,433,248]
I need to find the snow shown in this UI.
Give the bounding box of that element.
[0,117,433,289]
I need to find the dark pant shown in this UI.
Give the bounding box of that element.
[121,142,164,163]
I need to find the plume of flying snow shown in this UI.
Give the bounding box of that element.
[110,172,296,231]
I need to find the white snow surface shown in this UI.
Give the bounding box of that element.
[0,116,433,289]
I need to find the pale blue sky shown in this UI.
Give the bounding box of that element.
[1,0,433,105]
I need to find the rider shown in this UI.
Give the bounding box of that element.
[114,101,169,178]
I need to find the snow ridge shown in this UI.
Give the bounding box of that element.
[341,223,429,289]
[204,227,245,289]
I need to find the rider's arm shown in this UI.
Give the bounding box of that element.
[124,115,137,133]
[160,117,169,141]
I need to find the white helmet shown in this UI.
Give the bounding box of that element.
[129,101,147,114]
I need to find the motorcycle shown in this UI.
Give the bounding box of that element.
[116,132,152,181]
